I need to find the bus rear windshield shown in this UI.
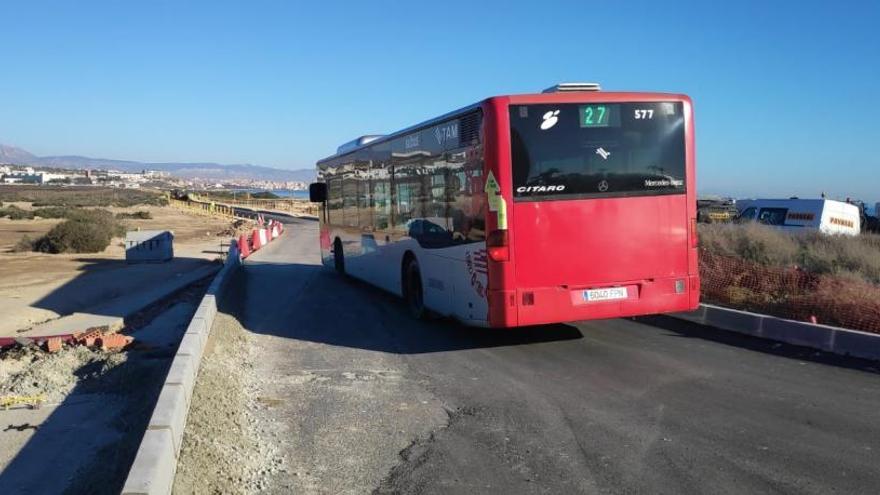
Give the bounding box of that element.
[510,102,686,201]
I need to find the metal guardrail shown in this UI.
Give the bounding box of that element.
[168,198,238,220]
[188,194,319,216]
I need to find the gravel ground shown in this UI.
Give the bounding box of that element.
[173,310,285,494]
[0,345,127,403]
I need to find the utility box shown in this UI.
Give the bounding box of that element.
[125,230,174,263]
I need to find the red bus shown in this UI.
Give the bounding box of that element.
[310,83,699,327]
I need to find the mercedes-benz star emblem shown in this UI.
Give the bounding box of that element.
[598,180,609,192]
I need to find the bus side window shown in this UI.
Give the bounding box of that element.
[370,142,392,231]
[373,180,390,230]
[428,168,448,229]
[447,144,486,243]
[356,163,372,230]
[327,176,343,226]
[342,172,358,228]
[390,135,424,233]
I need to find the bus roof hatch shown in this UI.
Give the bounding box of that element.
[542,82,602,93]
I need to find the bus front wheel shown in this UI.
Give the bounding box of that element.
[404,258,426,319]
[333,238,345,275]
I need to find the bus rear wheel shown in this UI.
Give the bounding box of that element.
[333,238,345,275]
[404,259,426,319]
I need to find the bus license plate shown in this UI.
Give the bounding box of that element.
[582,287,628,302]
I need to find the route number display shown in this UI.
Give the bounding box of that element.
[579,104,620,128]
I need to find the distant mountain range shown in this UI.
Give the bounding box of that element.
[0,143,315,182]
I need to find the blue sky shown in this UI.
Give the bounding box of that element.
[0,0,877,202]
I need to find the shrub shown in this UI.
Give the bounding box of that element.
[12,235,35,252]
[797,232,880,284]
[32,209,125,253]
[115,210,152,220]
[0,205,35,220]
[699,223,799,267]
[33,206,75,219]
[699,223,880,285]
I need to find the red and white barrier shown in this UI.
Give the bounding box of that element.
[238,234,251,258]
[232,220,285,259]
[251,228,266,251]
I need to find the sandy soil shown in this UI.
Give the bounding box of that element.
[173,310,285,494]
[0,204,250,336]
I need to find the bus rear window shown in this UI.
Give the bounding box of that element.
[510,102,686,200]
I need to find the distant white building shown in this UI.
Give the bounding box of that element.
[143,170,169,179]
[39,172,68,183]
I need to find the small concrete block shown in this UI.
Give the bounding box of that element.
[832,329,880,361]
[165,354,197,404]
[193,297,216,322]
[184,317,208,346]
[202,294,217,317]
[176,333,203,365]
[762,318,835,351]
[122,428,176,495]
[149,384,189,455]
[704,305,763,336]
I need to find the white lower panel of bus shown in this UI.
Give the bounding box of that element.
[341,236,489,324]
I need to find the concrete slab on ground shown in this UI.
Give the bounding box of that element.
[9,264,219,340]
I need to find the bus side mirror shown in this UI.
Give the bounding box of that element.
[309,182,327,203]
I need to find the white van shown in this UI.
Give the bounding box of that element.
[736,198,861,236]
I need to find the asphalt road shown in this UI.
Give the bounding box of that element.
[231,217,880,494]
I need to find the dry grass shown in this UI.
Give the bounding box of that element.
[698,224,880,332]
[699,223,880,285]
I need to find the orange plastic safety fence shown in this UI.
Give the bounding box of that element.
[699,251,880,334]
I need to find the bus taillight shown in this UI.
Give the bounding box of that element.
[690,217,698,248]
[487,230,509,262]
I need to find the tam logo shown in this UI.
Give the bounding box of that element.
[540,110,561,130]
[434,123,459,145]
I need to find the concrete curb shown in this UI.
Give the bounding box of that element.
[670,304,880,361]
[122,255,241,495]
